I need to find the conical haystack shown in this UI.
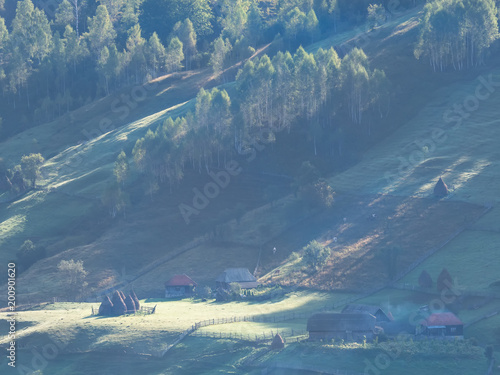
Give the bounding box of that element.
[98,295,113,316]
[125,294,136,313]
[271,333,285,350]
[434,177,449,197]
[418,270,433,288]
[131,290,140,310]
[111,290,127,316]
[437,268,453,292]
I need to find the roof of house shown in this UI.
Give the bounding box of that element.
[215,268,257,283]
[422,313,463,327]
[307,313,376,332]
[165,274,197,287]
[341,304,392,321]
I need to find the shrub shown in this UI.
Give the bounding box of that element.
[303,240,331,270]
[16,240,46,269]
[229,282,241,297]
[198,285,212,299]
[57,259,88,300]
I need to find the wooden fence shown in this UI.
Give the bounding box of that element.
[191,328,308,343]
[90,305,156,316]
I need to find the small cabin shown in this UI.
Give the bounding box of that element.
[342,304,393,323]
[307,312,376,342]
[215,268,259,289]
[417,312,464,337]
[165,274,197,298]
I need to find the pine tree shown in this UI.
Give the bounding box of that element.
[114,150,129,186]
[172,19,197,70]
[86,5,116,58]
[125,24,146,83]
[246,1,263,45]
[147,32,166,77]
[55,0,74,27]
[221,0,248,41]
[209,37,231,79]
[166,37,184,73]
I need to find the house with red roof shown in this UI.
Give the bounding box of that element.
[417,312,464,337]
[165,274,197,298]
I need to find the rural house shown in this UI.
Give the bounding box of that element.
[165,274,197,298]
[215,268,259,289]
[416,312,464,337]
[342,304,393,322]
[307,312,377,341]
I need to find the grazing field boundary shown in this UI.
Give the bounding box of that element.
[390,205,493,285]
[191,328,308,343]
[464,310,499,329]
[257,361,366,375]
[392,283,500,300]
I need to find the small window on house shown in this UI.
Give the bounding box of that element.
[450,327,456,332]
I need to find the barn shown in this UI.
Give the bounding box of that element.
[165,274,197,298]
[417,312,464,337]
[307,312,376,342]
[342,304,393,322]
[215,268,259,289]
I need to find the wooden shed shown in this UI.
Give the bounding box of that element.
[342,304,393,322]
[165,274,197,298]
[307,312,376,342]
[215,268,259,289]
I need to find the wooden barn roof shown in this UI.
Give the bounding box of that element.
[215,268,257,283]
[307,313,376,332]
[342,304,392,320]
[422,313,463,327]
[165,274,197,287]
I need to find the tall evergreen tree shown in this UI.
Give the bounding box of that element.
[165,36,184,73]
[86,4,116,58]
[172,19,197,70]
[147,32,166,77]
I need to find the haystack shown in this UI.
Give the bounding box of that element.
[131,290,140,310]
[111,290,127,316]
[437,268,453,292]
[124,294,136,313]
[418,270,433,288]
[271,333,285,350]
[434,177,448,197]
[98,295,113,316]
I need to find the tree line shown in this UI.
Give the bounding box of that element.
[100,45,388,215]
[415,0,499,71]
[0,0,427,140]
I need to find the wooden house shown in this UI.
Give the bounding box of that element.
[417,312,464,337]
[307,312,376,341]
[342,304,393,322]
[215,268,259,289]
[165,274,197,298]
